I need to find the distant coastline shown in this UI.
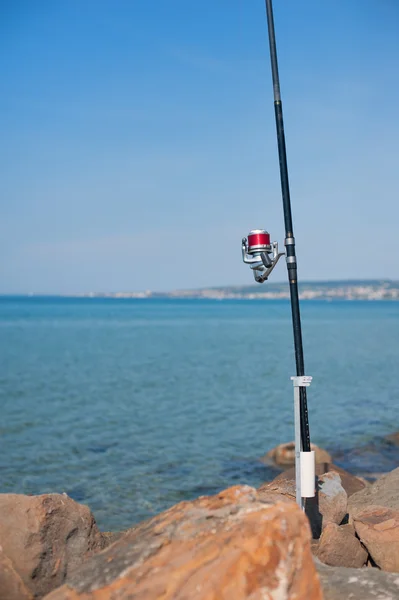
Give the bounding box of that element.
[8,280,399,301]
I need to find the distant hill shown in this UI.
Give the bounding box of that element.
[149,280,399,301]
[62,280,399,300]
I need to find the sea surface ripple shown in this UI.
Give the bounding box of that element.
[1,297,398,530]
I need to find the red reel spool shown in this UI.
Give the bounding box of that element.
[247,229,271,254]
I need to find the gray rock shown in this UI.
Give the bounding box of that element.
[316,558,399,600]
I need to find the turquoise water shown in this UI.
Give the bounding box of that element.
[1,297,399,531]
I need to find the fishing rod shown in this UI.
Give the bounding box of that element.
[241,0,315,507]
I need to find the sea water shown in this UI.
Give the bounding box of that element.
[1,297,398,530]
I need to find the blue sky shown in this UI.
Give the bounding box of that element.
[1,0,398,293]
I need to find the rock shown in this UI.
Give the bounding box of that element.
[348,466,399,519]
[43,485,323,600]
[316,558,399,600]
[261,441,332,467]
[101,531,124,546]
[353,505,399,572]
[318,471,347,528]
[260,462,367,498]
[0,493,107,599]
[316,523,368,568]
[310,538,320,555]
[385,431,399,445]
[258,474,296,501]
[255,489,295,505]
[0,547,33,600]
[357,472,384,482]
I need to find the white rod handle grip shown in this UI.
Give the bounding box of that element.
[300,450,315,498]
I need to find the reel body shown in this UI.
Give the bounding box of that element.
[242,229,284,283]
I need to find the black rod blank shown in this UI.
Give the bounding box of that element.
[264,0,311,452]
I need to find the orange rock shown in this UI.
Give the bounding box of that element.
[348,466,399,518]
[43,485,322,600]
[0,493,107,598]
[353,505,399,572]
[261,441,332,466]
[385,431,399,445]
[316,523,368,568]
[258,474,296,501]
[0,548,33,600]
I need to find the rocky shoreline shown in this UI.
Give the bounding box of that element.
[1,435,399,599]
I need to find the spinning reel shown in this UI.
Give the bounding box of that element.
[241,229,284,283]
